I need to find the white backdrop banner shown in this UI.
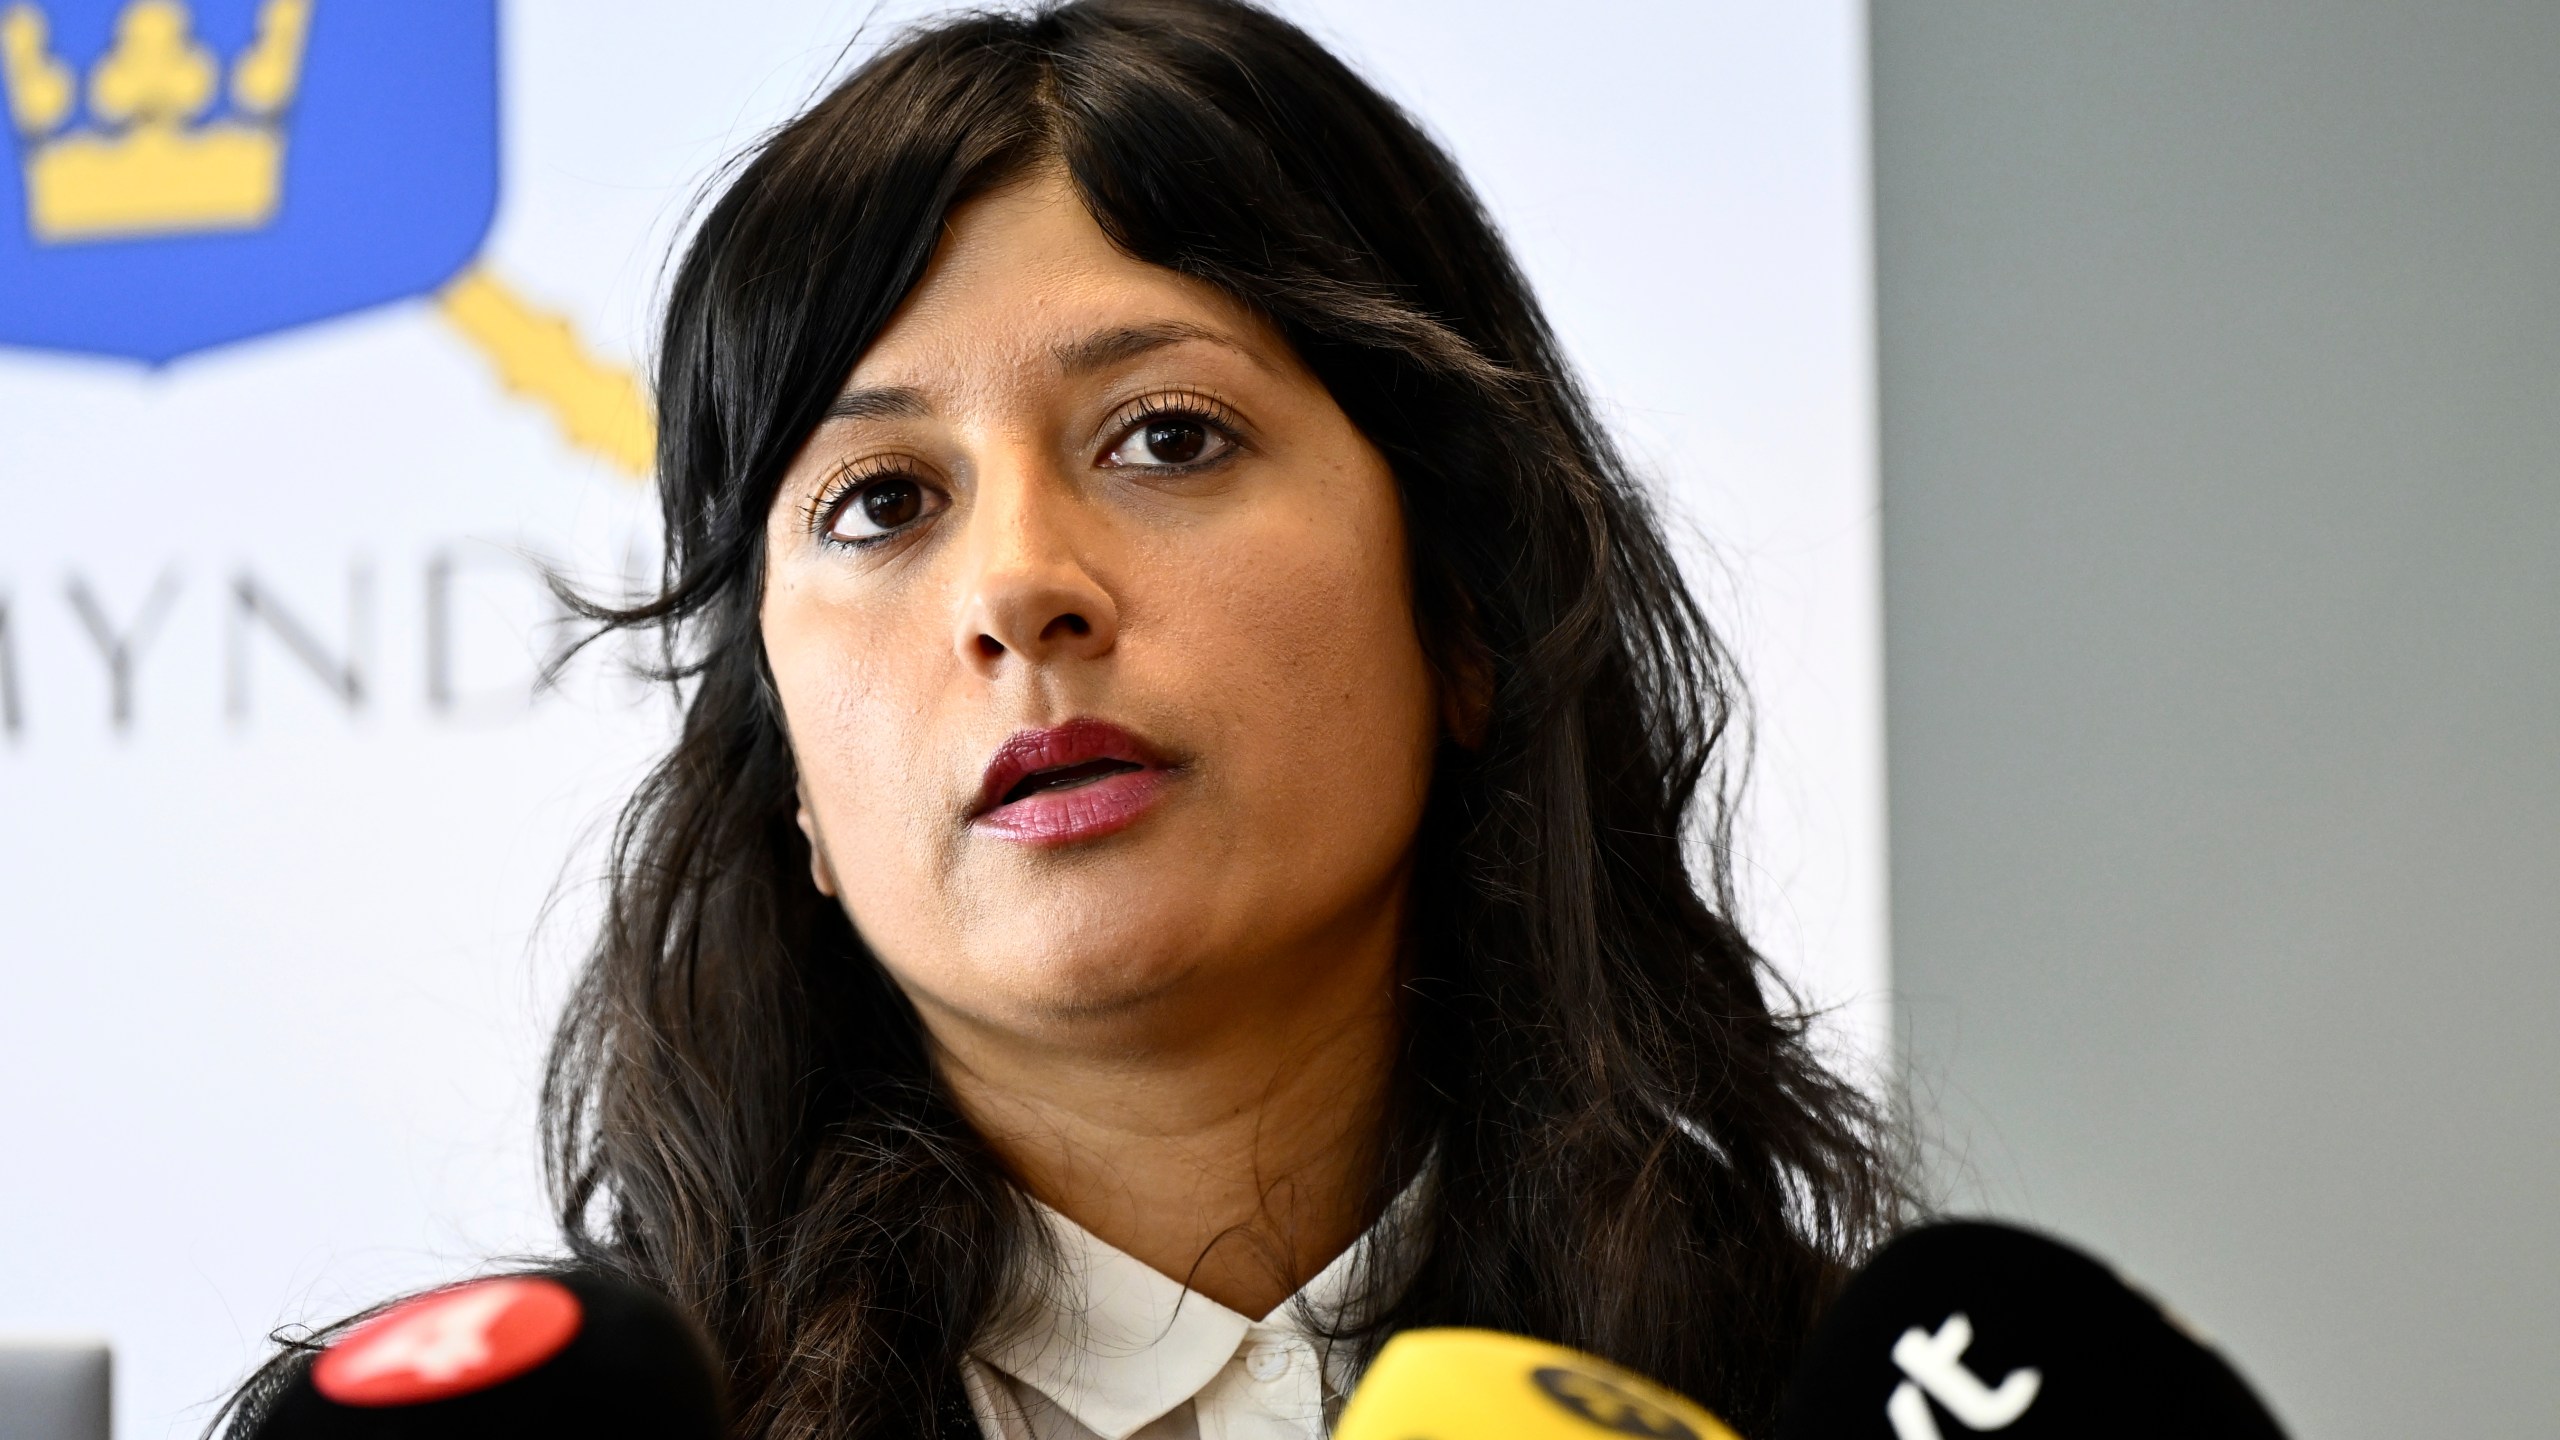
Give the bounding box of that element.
[0,3,1885,1434]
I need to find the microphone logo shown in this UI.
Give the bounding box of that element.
[1883,1313,2040,1439]
[1529,1365,1703,1440]
[312,1275,584,1407]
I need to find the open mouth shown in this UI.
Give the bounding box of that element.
[969,718,1172,844]
[996,756,1148,807]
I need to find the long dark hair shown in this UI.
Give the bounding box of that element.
[223,2,1900,1436]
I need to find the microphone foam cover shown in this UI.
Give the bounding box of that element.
[1778,1221,2286,1439]
[250,1269,723,1440]
[1338,1327,1741,1440]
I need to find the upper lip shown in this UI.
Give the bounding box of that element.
[968,718,1166,819]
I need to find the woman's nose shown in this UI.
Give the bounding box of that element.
[952,463,1119,673]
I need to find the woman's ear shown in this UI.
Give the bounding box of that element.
[1437,633,1495,750]
[794,783,841,898]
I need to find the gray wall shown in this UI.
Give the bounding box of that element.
[1871,5,2560,1433]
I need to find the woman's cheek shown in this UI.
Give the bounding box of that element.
[768,593,939,900]
[1184,504,1430,818]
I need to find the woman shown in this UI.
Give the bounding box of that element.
[230,1,1898,1436]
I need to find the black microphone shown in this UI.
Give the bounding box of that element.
[1778,1220,2287,1439]
[248,1269,724,1439]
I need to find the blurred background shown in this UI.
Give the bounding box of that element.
[4,1,2554,1437]
[1873,5,2560,1434]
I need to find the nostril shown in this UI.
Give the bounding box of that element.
[974,633,1006,660]
[1049,613,1091,640]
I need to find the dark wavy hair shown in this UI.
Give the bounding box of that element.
[218,2,1900,1437]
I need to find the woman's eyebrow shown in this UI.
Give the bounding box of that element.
[818,324,1254,421]
[1053,320,1264,376]
[820,386,931,424]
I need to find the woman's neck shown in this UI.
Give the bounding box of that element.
[921,923,1403,1320]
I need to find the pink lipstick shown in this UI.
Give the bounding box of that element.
[969,718,1172,845]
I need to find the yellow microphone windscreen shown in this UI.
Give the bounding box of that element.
[1334,1328,1741,1440]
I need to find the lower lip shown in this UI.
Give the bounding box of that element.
[971,767,1170,845]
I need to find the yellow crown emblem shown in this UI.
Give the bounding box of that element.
[3,0,311,244]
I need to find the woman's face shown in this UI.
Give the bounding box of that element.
[761,169,1441,1048]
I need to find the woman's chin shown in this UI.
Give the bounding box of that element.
[930,908,1252,1033]
[928,952,1204,1040]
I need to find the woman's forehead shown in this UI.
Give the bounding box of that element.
[842,169,1283,402]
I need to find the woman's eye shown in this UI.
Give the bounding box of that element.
[825,475,940,543]
[1105,414,1233,469]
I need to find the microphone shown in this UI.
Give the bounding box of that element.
[1336,1327,1743,1440]
[248,1270,724,1439]
[1777,1220,2287,1439]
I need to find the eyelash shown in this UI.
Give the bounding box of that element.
[1096,390,1249,469]
[808,457,933,549]
[805,391,1249,548]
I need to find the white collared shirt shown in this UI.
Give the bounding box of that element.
[963,1187,1422,1440]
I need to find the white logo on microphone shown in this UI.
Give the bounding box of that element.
[331,1285,517,1386]
[1883,1312,2041,1439]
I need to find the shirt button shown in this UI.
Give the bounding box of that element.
[1244,1344,1291,1382]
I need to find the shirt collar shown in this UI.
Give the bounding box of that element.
[975,1172,1431,1440]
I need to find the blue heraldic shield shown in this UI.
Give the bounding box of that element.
[0,0,499,362]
